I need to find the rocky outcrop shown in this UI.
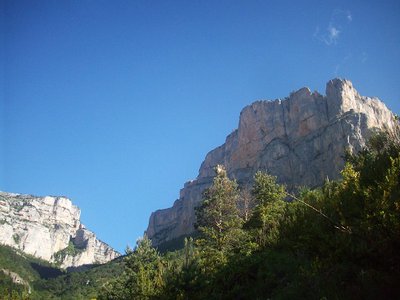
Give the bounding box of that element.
[1,268,31,293]
[146,78,399,246]
[0,192,120,268]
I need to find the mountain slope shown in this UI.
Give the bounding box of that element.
[146,78,398,246]
[0,244,124,299]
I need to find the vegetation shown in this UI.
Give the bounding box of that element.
[52,241,85,266]
[98,132,400,299]
[0,244,123,299]
[0,244,62,299]
[12,234,20,245]
[1,132,399,299]
[33,257,124,300]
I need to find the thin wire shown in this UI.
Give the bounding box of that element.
[285,192,352,234]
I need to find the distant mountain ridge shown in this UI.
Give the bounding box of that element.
[146,78,399,246]
[0,191,120,268]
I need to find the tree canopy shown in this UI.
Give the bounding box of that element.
[97,132,400,300]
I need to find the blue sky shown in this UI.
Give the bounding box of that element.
[1,0,399,252]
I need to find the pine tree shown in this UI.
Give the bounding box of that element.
[99,236,164,300]
[124,236,164,299]
[195,165,243,253]
[247,171,287,247]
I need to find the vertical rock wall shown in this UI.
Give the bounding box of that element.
[146,79,398,246]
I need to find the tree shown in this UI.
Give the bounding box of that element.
[124,236,164,299]
[161,237,203,299]
[195,165,243,253]
[99,236,164,300]
[237,185,255,222]
[246,171,287,247]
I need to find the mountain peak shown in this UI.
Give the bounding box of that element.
[146,79,399,247]
[0,191,120,268]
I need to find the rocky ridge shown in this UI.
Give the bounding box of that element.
[146,78,399,246]
[0,192,120,268]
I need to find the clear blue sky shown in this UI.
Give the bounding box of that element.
[1,0,399,252]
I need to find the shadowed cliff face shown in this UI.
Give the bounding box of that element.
[146,79,399,247]
[0,192,120,268]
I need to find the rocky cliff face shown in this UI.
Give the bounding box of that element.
[146,78,399,246]
[0,192,120,268]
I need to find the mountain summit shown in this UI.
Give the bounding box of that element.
[146,78,399,246]
[0,192,120,268]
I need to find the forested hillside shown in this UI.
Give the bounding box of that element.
[2,131,399,299]
[100,132,400,300]
[0,245,123,299]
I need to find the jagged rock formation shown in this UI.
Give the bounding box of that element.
[146,78,399,246]
[0,192,120,268]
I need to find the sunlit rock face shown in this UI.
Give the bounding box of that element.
[0,192,120,268]
[146,79,398,247]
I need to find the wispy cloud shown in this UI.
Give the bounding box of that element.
[327,25,340,45]
[346,12,352,22]
[314,9,352,46]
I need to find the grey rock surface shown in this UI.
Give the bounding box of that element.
[0,192,120,268]
[146,78,398,246]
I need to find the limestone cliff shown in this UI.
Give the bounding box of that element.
[146,78,399,246]
[0,192,120,268]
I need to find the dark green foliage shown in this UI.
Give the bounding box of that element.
[3,132,399,299]
[195,165,243,253]
[35,257,124,300]
[246,172,287,248]
[155,233,199,254]
[160,238,204,299]
[0,271,30,300]
[0,244,124,299]
[99,236,164,300]
[98,132,400,300]
[0,245,57,283]
[193,165,246,289]
[252,171,286,205]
